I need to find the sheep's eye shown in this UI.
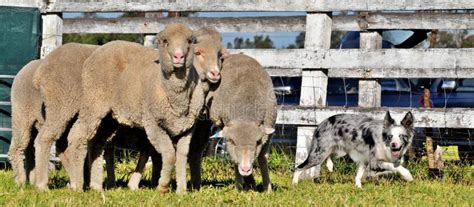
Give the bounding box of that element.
[195,51,201,56]
[188,39,193,44]
[227,139,235,145]
[162,39,168,44]
[256,139,262,145]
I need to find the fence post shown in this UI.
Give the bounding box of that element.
[41,13,63,58]
[295,13,331,179]
[358,32,382,107]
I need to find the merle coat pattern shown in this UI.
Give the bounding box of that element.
[292,111,414,188]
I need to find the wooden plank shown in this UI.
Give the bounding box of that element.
[0,0,41,8]
[229,48,474,78]
[266,68,302,77]
[63,16,306,33]
[44,0,474,12]
[41,14,63,58]
[333,13,474,31]
[358,31,381,107]
[296,13,332,179]
[276,106,474,128]
[62,13,474,34]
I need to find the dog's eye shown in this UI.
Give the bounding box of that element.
[388,135,393,139]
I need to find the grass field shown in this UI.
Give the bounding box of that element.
[0,151,472,206]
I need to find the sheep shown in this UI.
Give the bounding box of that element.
[32,43,99,190]
[62,23,205,193]
[8,60,44,186]
[191,54,277,192]
[124,27,228,190]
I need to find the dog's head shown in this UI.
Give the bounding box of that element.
[382,111,414,159]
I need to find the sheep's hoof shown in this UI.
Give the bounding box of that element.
[176,188,187,195]
[36,184,49,192]
[157,185,170,195]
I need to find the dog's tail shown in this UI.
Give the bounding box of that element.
[295,156,310,169]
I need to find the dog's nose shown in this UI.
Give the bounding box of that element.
[391,143,397,148]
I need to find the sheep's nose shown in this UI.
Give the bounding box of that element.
[207,70,221,81]
[173,50,184,61]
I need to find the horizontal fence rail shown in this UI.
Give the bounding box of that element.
[34,0,474,12]
[276,106,474,128]
[63,13,474,34]
[229,49,474,78]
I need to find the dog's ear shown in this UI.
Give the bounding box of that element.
[384,111,395,128]
[401,111,414,129]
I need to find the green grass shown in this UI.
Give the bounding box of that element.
[0,150,473,206]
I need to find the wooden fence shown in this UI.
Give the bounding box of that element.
[1,0,473,174]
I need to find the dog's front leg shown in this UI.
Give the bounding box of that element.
[355,163,366,188]
[370,161,413,182]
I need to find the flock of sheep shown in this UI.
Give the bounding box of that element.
[8,24,277,193]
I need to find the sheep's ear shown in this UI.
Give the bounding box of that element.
[384,111,395,128]
[401,111,414,129]
[220,48,230,59]
[260,126,275,135]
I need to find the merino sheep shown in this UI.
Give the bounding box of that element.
[32,43,99,190]
[62,23,205,193]
[126,27,228,190]
[191,54,277,191]
[9,60,44,186]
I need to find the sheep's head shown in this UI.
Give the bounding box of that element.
[156,23,196,73]
[192,27,229,83]
[216,120,275,176]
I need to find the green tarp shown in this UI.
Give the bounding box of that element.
[0,6,41,160]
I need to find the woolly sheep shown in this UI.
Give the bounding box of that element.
[62,23,204,193]
[9,60,44,186]
[192,54,277,191]
[127,27,228,190]
[31,43,99,191]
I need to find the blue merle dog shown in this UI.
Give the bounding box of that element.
[292,111,415,188]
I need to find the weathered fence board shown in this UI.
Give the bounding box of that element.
[43,0,474,12]
[62,13,474,34]
[230,49,474,78]
[277,106,474,128]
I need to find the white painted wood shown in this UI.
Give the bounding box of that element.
[229,49,474,78]
[358,32,382,107]
[63,16,306,33]
[296,13,332,179]
[0,0,41,8]
[41,14,63,58]
[143,35,156,48]
[44,0,474,12]
[276,106,474,129]
[62,13,474,34]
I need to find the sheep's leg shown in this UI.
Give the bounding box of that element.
[104,146,116,189]
[144,124,175,194]
[63,116,104,191]
[189,119,212,191]
[9,122,34,186]
[257,142,272,192]
[89,124,117,191]
[128,150,149,190]
[150,149,162,188]
[175,131,193,194]
[34,120,69,191]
